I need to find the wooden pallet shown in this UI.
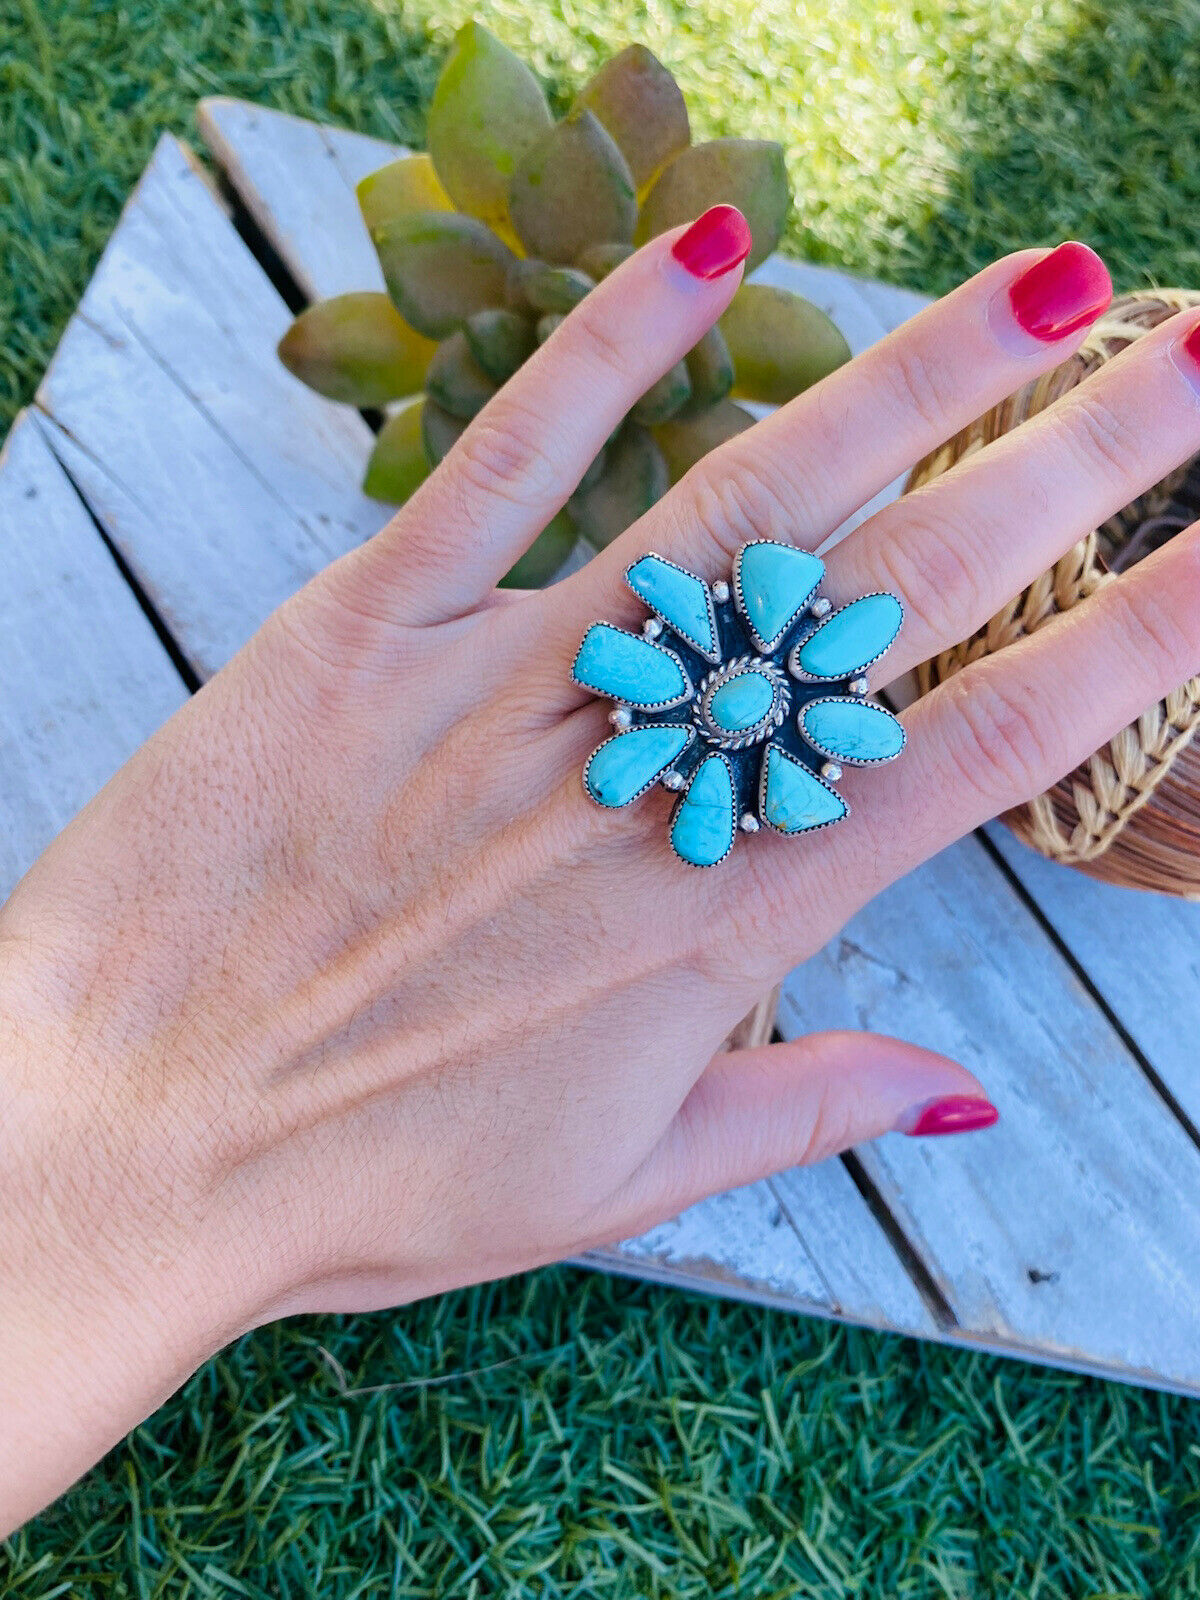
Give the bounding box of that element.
[4,99,1200,1392]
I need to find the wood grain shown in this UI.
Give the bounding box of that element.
[0,413,188,898]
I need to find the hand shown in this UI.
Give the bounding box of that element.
[5,211,1200,1531]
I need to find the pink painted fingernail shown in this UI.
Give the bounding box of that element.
[901,1095,999,1137]
[1007,242,1112,341]
[671,205,753,280]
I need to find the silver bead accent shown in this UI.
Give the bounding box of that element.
[661,769,685,792]
[643,617,663,639]
[739,812,760,833]
[821,761,843,782]
[609,705,633,729]
[848,676,869,696]
[810,596,832,618]
[711,580,730,603]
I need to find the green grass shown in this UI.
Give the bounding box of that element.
[4,0,1200,1591]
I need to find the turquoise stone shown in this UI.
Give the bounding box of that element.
[735,541,825,650]
[762,746,847,833]
[708,669,775,732]
[573,623,690,707]
[626,555,717,658]
[586,725,692,807]
[670,755,735,866]
[795,593,903,679]
[800,697,905,763]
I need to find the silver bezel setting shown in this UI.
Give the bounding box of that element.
[582,724,696,808]
[757,745,851,837]
[732,539,824,655]
[624,551,722,664]
[694,655,789,750]
[787,592,905,685]
[797,694,908,767]
[669,753,739,868]
[572,622,694,712]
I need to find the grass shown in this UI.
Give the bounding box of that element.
[3,0,1200,1591]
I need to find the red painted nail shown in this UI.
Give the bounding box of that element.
[1181,322,1200,371]
[1008,242,1112,341]
[904,1095,999,1138]
[671,204,753,280]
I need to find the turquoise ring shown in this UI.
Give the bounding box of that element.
[571,541,906,867]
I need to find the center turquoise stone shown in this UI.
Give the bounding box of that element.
[707,669,776,734]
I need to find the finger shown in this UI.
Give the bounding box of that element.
[747,518,1200,928]
[345,208,753,627]
[551,242,1113,648]
[820,304,1200,685]
[597,1031,993,1241]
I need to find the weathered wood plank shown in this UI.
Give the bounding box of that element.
[777,835,1200,1390]
[986,824,1200,1131]
[0,413,188,898]
[197,97,397,302]
[36,134,390,682]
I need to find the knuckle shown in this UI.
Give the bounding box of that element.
[882,342,958,431]
[942,668,1060,806]
[1058,391,1142,486]
[451,410,561,514]
[871,496,988,645]
[1107,575,1198,683]
[567,298,638,385]
[684,451,804,564]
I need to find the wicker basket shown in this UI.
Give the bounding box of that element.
[910,290,1200,898]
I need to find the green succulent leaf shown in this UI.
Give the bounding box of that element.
[499,509,578,588]
[427,22,553,232]
[277,292,436,407]
[683,325,734,411]
[464,308,536,383]
[536,312,565,344]
[575,241,634,280]
[424,330,499,419]
[373,212,516,339]
[421,398,468,465]
[630,360,691,425]
[572,44,690,194]
[652,398,757,483]
[363,396,431,504]
[722,283,851,404]
[508,109,637,265]
[637,139,790,272]
[357,155,451,236]
[524,264,594,313]
[570,423,668,547]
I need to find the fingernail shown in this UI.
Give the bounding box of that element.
[1007,242,1112,341]
[900,1095,999,1137]
[1172,321,1200,396]
[671,205,753,281]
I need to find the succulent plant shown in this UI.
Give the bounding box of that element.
[278,23,851,587]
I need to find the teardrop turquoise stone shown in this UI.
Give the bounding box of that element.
[708,669,775,732]
[762,745,847,833]
[626,555,716,657]
[670,755,735,866]
[800,697,905,763]
[586,725,692,808]
[736,541,825,650]
[573,623,690,707]
[795,593,903,679]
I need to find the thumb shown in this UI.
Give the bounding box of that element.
[601,1031,997,1242]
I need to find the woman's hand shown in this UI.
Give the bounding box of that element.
[5,209,1200,1530]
